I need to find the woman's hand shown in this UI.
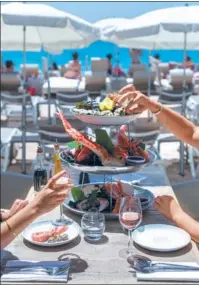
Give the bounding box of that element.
[154,195,184,223]
[29,170,72,216]
[117,84,161,114]
[1,200,28,221]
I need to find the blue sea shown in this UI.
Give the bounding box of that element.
[2,40,199,72]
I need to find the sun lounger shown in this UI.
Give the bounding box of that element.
[128,64,146,77]
[0,72,21,91]
[85,58,108,94]
[1,92,34,122]
[20,64,39,78]
[1,172,32,209]
[172,179,199,220]
[106,77,133,93]
[1,127,19,172]
[42,77,86,96]
[158,68,194,93]
[133,71,155,94]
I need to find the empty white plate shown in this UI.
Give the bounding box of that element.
[22,220,80,247]
[133,224,191,252]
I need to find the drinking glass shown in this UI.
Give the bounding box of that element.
[119,196,142,258]
[53,174,73,226]
[81,209,105,241]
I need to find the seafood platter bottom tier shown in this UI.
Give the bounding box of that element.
[63,182,154,219]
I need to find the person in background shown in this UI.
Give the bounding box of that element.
[113,84,199,242]
[52,62,59,71]
[113,60,126,77]
[128,49,143,76]
[129,48,142,64]
[106,53,113,76]
[184,56,194,70]
[64,52,81,79]
[4,60,14,72]
[1,170,71,249]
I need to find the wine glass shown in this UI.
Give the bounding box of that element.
[119,196,142,259]
[53,173,73,226]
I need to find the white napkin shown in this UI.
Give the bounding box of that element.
[1,260,70,283]
[137,262,199,282]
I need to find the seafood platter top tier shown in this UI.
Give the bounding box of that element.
[71,94,140,126]
[58,112,157,175]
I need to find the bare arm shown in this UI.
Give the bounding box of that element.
[155,196,199,243]
[118,85,199,148]
[1,204,39,249]
[1,170,71,249]
[174,212,199,243]
[150,101,199,148]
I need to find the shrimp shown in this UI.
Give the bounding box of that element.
[32,226,68,243]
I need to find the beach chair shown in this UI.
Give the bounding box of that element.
[1,127,19,172]
[1,172,32,209]
[20,64,39,78]
[158,63,169,78]
[85,58,108,94]
[128,64,146,77]
[172,179,199,221]
[1,92,34,122]
[0,72,21,92]
[105,77,133,93]
[133,71,155,94]
[42,77,86,97]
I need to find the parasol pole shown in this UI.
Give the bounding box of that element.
[147,49,153,121]
[179,30,187,176]
[21,25,27,174]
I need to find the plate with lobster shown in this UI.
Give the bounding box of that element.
[63,182,155,219]
[22,220,80,247]
[57,112,157,174]
[71,94,140,126]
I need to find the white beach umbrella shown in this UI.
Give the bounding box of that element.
[101,5,199,176]
[1,3,99,52]
[102,6,199,50]
[1,2,99,174]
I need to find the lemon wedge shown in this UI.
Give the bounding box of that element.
[99,97,115,111]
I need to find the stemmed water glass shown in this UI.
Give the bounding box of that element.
[53,173,73,226]
[119,196,142,259]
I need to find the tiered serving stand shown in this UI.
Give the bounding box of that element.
[60,110,157,219]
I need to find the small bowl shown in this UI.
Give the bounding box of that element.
[125,156,146,166]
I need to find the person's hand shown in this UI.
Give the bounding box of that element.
[29,170,72,216]
[154,195,184,223]
[1,200,28,221]
[116,84,161,114]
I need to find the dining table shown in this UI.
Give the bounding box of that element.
[1,164,199,284]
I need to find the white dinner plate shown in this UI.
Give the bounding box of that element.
[22,220,80,247]
[72,110,140,126]
[133,224,191,252]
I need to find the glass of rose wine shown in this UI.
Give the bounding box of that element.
[119,196,142,259]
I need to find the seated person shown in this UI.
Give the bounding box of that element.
[4,60,14,73]
[106,53,113,76]
[115,84,199,242]
[1,170,71,249]
[180,56,194,70]
[64,52,81,79]
[113,61,126,77]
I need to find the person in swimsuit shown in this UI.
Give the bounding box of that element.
[64,52,81,79]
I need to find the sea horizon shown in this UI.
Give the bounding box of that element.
[2,40,199,73]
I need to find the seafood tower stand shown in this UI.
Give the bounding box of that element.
[58,96,157,218]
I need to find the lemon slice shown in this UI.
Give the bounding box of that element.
[99,97,115,111]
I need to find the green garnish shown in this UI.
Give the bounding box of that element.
[95,129,114,154]
[71,186,85,202]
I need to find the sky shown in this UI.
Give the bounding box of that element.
[41,1,199,22]
[2,1,199,23]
